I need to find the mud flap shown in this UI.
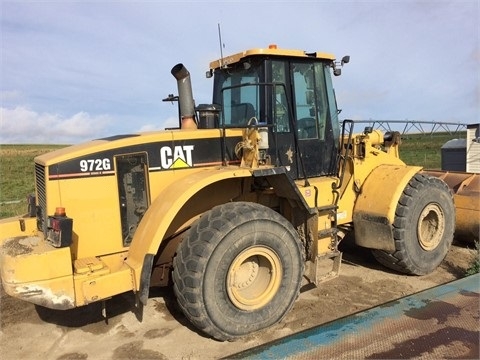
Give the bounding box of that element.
[138,254,154,303]
[134,254,154,321]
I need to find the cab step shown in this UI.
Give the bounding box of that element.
[307,251,342,286]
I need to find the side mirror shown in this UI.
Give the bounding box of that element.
[364,126,373,134]
[342,56,350,65]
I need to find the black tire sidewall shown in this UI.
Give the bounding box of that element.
[396,177,455,274]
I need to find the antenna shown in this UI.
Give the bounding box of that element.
[218,23,224,68]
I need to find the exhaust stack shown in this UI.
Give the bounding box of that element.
[171,63,197,130]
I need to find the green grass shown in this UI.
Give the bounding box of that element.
[466,241,480,276]
[398,132,466,169]
[0,132,465,218]
[0,144,67,218]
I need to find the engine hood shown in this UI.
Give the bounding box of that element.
[35,128,243,180]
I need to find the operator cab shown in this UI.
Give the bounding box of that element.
[203,45,348,180]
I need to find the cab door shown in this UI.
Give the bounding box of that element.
[291,61,340,178]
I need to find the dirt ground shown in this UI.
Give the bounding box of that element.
[0,238,477,360]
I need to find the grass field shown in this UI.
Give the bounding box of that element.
[399,132,465,169]
[0,132,466,218]
[0,144,66,218]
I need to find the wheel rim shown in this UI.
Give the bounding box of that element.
[417,203,445,251]
[227,246,282,311]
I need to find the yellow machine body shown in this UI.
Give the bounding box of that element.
[0,45,461,341]
[0,125,416,308]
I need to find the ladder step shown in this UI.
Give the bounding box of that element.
[318,228,338,238]
[307,251,342,286]
[317,204,338,212]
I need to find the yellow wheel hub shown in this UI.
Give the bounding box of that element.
[417,203,445,251]
[227,246,282,310]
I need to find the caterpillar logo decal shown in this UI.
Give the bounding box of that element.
[159,145,194,169]
[47,136,242,180]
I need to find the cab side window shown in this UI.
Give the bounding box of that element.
[272,60,291,133]
[292,62,328,140]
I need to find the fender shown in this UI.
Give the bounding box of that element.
[125,167,253,296]
[353,164,422,252]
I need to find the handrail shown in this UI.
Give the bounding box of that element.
[348,120,470,136]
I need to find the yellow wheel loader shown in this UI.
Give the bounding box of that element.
[0,45,466,341]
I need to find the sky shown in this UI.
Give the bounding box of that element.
[1,0,479,144]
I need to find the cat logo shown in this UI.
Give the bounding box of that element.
[160,145,194,169]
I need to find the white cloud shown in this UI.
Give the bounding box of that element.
[0,107,112,144]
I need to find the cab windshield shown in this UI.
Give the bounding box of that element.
[211,57,340,142]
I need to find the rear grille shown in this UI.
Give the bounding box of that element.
[35,163,47,232]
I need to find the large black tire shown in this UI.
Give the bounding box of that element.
[172,202,304,341]
[372,174,455,275]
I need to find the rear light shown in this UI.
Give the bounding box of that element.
[46,207,73,248]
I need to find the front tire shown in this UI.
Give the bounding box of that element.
[172,202,304,341]
[373,174,455,275]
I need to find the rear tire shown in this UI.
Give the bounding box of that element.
[172,202,304,341]
[372,174,455,275]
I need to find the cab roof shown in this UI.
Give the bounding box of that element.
[209,45,336,70]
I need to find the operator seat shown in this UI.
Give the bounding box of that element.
[232,103,256,125]
[297,117,317,139]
